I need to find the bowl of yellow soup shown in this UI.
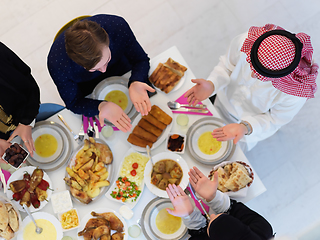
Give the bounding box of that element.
[31,126,64,164]
[98,83,133,115]
[186,117,235,165]
[141,198,187,240]
[18,212,63,240]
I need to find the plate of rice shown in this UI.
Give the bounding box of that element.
[105,148,149,209]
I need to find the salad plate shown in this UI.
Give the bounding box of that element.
[105,148,149,209]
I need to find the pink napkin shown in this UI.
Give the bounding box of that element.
[1,169,11,183]
[186,186,210,215]
[172,91,212,116]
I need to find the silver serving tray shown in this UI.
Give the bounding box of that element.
[24,121,73,171]
[65,138,113,204]
[141,197,188,240]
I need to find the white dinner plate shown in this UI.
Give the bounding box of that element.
[32,126,64,163]
[141,197,188,240]
[77,208,128,240]
[127,100,173,152]
[17,212,63,240]
[192,124,228,160]
[149,57,187,94]
[186,117,235,165]
[66,138,113,204]
[105,148,147,209]
[144,152,189,198]
[6,166,53,212]
[92,76,138,124]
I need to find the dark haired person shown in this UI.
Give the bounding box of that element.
[47,14,154,132]
[166,167,274,240]
[184,24,318,151]
[0,42,40,157]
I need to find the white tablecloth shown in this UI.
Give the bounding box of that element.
[17,46,266,240]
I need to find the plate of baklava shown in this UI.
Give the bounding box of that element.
[127,103,173,152]
[149,57,188,94]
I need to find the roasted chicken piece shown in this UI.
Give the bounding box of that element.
[78,217,109,237]
[92,225,110,240]
[111,232,124,240]
[91,212,124,232]
[94,142,113,165]
[70,186,92,204]
[100,234,111,240]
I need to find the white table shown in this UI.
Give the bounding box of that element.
[18,46,266,240]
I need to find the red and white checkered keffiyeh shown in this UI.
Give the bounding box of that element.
[241,24,318,98]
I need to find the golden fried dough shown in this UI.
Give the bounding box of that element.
[164,58,188,76]
[142,114,166,130]
[127,134,153,148]
[149,58,187,93]
[132,126,157,143]
[138,118,162,137]
[149,105,172,125]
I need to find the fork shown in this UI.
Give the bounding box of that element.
[58,114,82,143]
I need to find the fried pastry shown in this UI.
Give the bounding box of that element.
[132,126,157,143]
[149,58,187,93]
[138,118,162,137]
[127,133,153,148]
[164,57,188,76]
[142,114,166,130]
[149,105,172,125]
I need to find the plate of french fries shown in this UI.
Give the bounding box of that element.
[64,137,113,204]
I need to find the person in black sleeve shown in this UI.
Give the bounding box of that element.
[0,42,40,158]
[166,167,274,240]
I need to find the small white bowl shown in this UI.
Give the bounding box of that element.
[51,190,73,214]
[166,133,186,154]
[58,208,80,232]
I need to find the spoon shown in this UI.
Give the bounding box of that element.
[184,187,211,222]
[167,101,207,110]
[146,145,155,168]
[23,204,43,234]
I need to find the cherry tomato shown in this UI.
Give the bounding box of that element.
[132,163,138,169]
[130,170,137,176]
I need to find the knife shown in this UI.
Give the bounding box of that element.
[188,183,211,222]
[171,108,209,114]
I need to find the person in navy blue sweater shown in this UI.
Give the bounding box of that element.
[47,14,154,132]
